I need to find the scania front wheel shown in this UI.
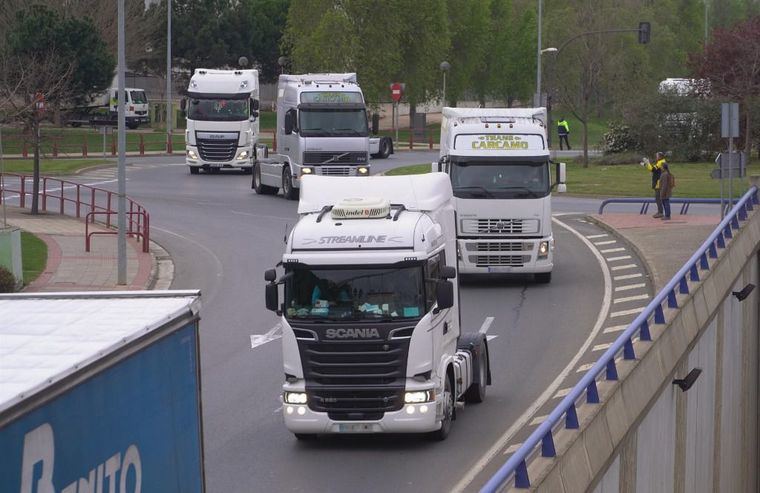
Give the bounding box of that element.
[429,374,454,441]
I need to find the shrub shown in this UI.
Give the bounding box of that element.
[0,265,17,293]
[603,122,641,154]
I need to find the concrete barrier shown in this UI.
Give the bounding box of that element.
[513,189,760,492]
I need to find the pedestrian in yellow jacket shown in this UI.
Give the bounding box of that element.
[640,152,667,218]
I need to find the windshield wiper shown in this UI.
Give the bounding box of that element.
[334,128,363,136]
[494,186,541,198]
[453,186,496,198]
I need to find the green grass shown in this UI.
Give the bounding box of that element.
[1,159,110,175]
[384,160,760,199]
[550,115,607,150]
[21,231,47,285]
[1,127,185,155]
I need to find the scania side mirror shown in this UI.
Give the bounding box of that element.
[441,265,457,279]
[265,283,279,312]
[264,268,277,282]
[252,99,260,111]
[434,279,454,312]
[284,111,294,135]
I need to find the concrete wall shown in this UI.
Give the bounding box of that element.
[518,197,760,493]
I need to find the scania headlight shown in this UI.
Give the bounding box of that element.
[357,166,369,175]
[187,149,198,160]
[538,241,550,258]
[301,167,314,176]
[404,390,435,403]
[284,391,308,404]
[236,150,249,160]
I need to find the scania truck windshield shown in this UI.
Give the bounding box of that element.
[299,108,368,137]
[188,97,249,121]
[450,158,550,199]
[284,266,425,321]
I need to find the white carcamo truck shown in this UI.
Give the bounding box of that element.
[263,174,491,440]
[182,69,260,174]
[253,73,392,200]
[436,107,566,283]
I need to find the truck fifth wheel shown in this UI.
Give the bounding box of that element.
[264,174,491,440]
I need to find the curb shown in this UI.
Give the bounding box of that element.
[147,239,174,290]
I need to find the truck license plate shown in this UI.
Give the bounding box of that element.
[487,266,512,273]
[337,423,374,433]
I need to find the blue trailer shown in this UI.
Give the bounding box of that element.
[0,290,204,493]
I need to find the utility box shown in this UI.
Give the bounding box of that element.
[0,227,22,289]
[412,113,426,140]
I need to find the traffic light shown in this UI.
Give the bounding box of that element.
[638,22,651,44]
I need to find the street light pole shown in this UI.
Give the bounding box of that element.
[166,0,172,152]
[440,61,451,107]
[117,0,127,284]
[535,0,543,107]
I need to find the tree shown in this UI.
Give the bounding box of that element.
[444,0,491,106]
[0,5,113,214]
[690,16,760,161]
[486,0,535,107]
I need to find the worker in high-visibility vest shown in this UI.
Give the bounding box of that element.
[640,152,667,218]
[557,117,571,150]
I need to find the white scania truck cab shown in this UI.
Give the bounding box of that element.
[253,73,373,200]
[437,107,566,283]
[182,69,260,175]
[264,174,491,440]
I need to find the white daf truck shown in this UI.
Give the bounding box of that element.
[436,107,566,283]
[253,73,391,200]
[263,174,491,440]
[182,69,260,174]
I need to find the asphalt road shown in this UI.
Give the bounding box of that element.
[71,153,636,492]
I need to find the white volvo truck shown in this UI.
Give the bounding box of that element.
[253,73,391,200]
[436,107,566,283]
[182,69,260,174]
[263,174,491,440]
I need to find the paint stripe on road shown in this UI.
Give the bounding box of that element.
[576,363,595,373]
[553,387,572,399]
[593,343,613,352]
[606,255,632,262]
[614,273,643,281]
[586,233,608,239]
[611,264,637,271]
[613,294,650,304]
[611,307,645,318]
[601,247,626,254]
[479,316,495,334]
[529,415,548,426]
[594,240,617,246]
[503,443,523,455]
[250,323,282,349]
[615,283,646,292]
[603,325,629,334]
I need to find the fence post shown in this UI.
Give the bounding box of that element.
[106,193,112,228]
[52,141,58,157]
[139,134,145,155]
[429,133,433,150]
[111,136,116,156]
[82,137,88,158]
[409,130,413,150]
[167,132,173,154]
[20,178,26,208]
[41,177,47,211]
[22,142,28,158]
[59,179,65,214]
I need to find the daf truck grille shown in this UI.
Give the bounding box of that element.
[465,242,530,252]
[461,218,539,235]
[197,138,237,161]
[320,167,351,176]
[303,151,368,165]
[471,254,531,267]
[295,327,411,420]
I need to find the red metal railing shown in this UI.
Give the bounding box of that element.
[0,173,150,253]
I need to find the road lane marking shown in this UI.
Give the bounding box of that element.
[230,209,294,221]
[503,443,523,455]
[576,363,595,373]
[553,387,572,399]
[606,255,632,262]
[615,283,646,292]
[451,216,613,493]
[593,343,613,352]
[614,273,643,281]
[611,264,637,271]
[603,325,629,334]
[529,415,548,426]
[600,247,626,254]
[250,323,283,349]
[611,307,645,318]
[613,294,650,304]
[594,240,617,246]
[586,234,608,239]
[479,316,495,334]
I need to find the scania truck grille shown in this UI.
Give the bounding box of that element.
[471,254,531,267]
[303,151,367,165]
[296,334,410,420]
[197,139,237,161]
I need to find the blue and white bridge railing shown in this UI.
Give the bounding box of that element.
[481,185,759,492]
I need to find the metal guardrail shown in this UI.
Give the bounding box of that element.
[0,173,150,253]
[597,197,737,215]
[482,185,759,492]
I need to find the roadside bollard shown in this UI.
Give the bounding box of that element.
[429,134,433,150]
[167,134,173,154]
[52,141,58,157]
[22,142,28,158]
[273,131,277,153]
[111,138,116,156]
[139,135,145,155]
[82,138,88,158]
[409,130,413,150]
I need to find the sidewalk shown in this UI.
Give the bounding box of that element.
[3,206,171,292]
[591,212,720,291]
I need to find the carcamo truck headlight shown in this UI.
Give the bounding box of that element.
[236,150,249,160]
[357,166,369,175]
[404,390,435,403]
[538,241,550,258]
[301,167,314,176]
[284,391,308,404]
[187,149,198,160]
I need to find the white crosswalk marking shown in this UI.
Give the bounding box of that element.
[614,273,643,281]
[603,325,629,334]
[553,387,572,399]
[615,283,646,292]
[611,307,644,318]
[593,343,612,351]
[503,443,523,455]
[529,415,548,426]
[586,234,608,239]
[614,294,650,304]
[611,264,637,271]
[606,255,632,262]
[601,247,626,254]
[576,363,595,373]
[594,240,617,246]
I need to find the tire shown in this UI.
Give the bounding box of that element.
[253,163,278,195]
[464,342,488,403]
[71,122,82,128]
[429,373,454,441]
[535,272,552,284]
[378,138,391,159]
[241,166,253,175]
[294,433,317,441]
[189,166,200,175]
[282,166,299,200]
[127,122,139,130]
